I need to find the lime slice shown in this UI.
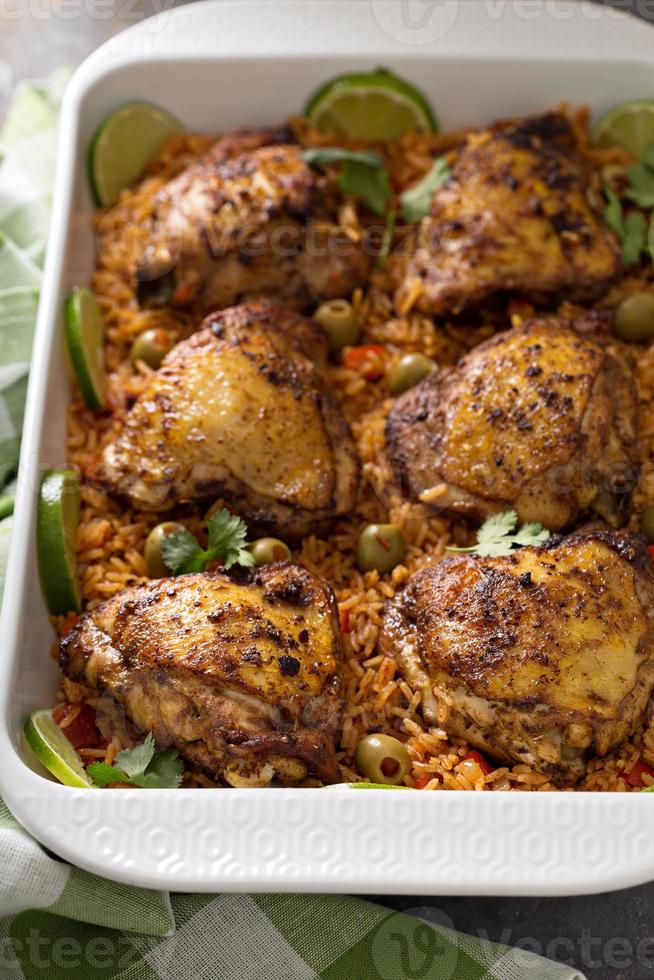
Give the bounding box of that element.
[24,709,93,788]
[591,100,654,159]
[64,287,105,410]
[88,100,182,206]
[37,469,81,616]
[306,68,437,140]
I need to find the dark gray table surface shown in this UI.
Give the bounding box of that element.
[2,2,654,977]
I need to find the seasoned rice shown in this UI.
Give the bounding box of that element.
[54,109,654,792]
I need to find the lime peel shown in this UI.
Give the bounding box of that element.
[591,100,654,159]
[88,100,182,206]
[306,69,437,140]
[64,287,105,410]
[24,709,93,788]
[36,469,81,616]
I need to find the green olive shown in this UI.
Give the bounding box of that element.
[145,521,186,578]
[313,299,360,353]
[356,524,405,574]
[389,352,436,396]
[641,506,654,542]
[614,293,654,343]
[249,537,291,566]
[130,328,172,369]
[355,733,411,785]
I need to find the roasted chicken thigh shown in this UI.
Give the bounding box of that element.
[60,563,343,786]
[394,112,621,316]
[386,318,637,530]
[381,530,654,783]
[100,302,359,537]
[137,128,371,312]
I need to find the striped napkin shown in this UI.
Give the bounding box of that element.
[0,73,586,980]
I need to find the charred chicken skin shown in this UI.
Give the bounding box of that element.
[393,112,621,316]
[137,128,371,312]
[100,301,359,538]
[386,318,638,530]
[380,530,654,784]
[60,563,344,786]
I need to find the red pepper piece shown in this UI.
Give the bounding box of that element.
[342,345,385,380]
[463,750,494,776]
[625,759,654,788]
[52,702,103,750]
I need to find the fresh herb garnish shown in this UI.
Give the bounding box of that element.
[603,187,654,266]
[302,147,391,216]
[301,147,383,169]
[161,507,255,576]
[603,145,654,266]
[399,156,450,222]
[377,208,397,266]
[87,733,183,789]
[624,145,654,207]
[446,509,550,558]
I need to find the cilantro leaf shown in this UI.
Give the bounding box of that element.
[338,159,391,217]
[475,510,519,557]
[160,508,255,576]
[624,162,654,209]
[604,187,623,235]
[302,147,391,216]
[604,188,649,266]
[301,148,383,169]
[206,508,254,570]
[512,521,551,548]
[400,157,450,222]
[85,762,131,787]
[87,733,183,789]
[446,509,550,558]
[114,732,155,778]
[133,748,183,789]
[161,528,205,575]
[622,210,647,266]
[643,143,654,171]
[649,214,654,263]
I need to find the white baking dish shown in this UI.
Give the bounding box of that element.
[2,0,654,894]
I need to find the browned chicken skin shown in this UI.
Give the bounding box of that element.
[137,128,371,312]
[386,318,638,530]
[100,301,359,537]
[60,563,343,786]
[393,112,621,316]
[380,530,654,784]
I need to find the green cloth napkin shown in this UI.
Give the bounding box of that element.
[0,74,586,980]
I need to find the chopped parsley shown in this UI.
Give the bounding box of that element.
[446,509,550,558]
[161,508,255,576]
[87,733,183,789]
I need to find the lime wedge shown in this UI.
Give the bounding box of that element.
[64,287,105,410]
[24,709,93,788]
[306,68,437,140]
[37,469,81,616]
[591,100,654,159]
[88,100,182,206]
